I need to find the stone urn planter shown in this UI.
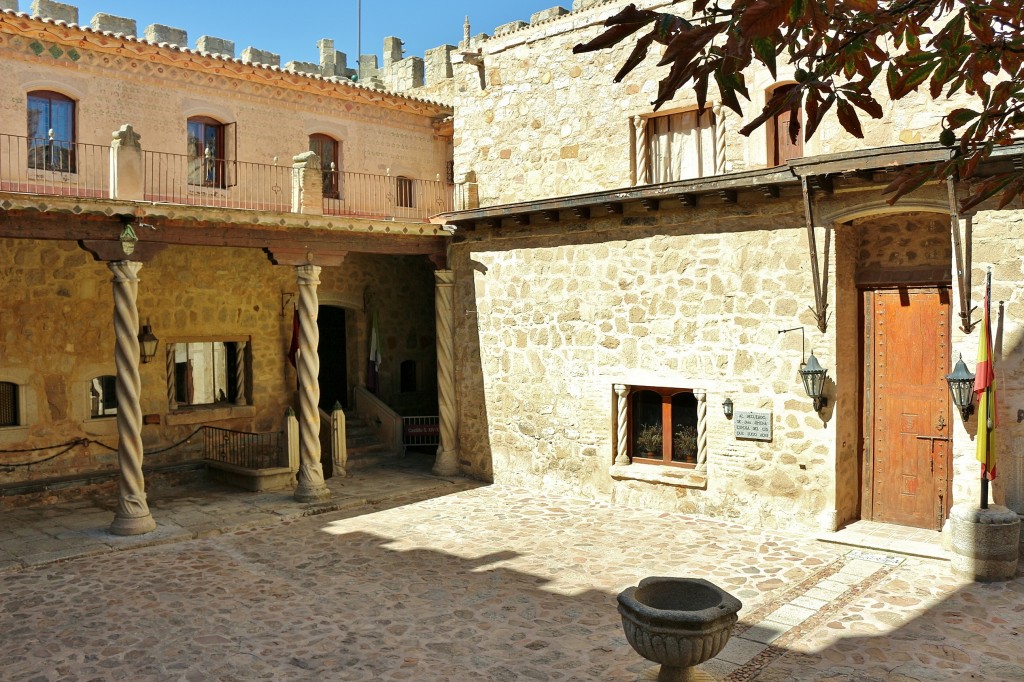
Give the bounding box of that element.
[618,577,742,682]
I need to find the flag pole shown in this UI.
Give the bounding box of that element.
[357,0,362,77]
[980,269,992,510]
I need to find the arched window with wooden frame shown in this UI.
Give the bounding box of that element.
[768,83,803,166]
[309,133,341,199]
[187,116,236,188]
[26,90,76,172]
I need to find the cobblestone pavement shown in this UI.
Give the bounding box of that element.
[1,476,1022,681]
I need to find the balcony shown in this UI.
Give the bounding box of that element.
[0,131,453,222]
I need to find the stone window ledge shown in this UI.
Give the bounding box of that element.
[609,462,707,490]
[166,405,254,426]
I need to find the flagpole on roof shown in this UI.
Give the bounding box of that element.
[357,0,362,78]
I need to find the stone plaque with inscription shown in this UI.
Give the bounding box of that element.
[734,410,773,441]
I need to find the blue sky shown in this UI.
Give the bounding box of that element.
[56,1,565,67]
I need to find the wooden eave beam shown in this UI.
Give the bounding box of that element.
[0,211,447,256]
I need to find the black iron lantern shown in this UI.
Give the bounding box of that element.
[945,354,975,420]
[138,322,159,364]
[799,351,828,412]
[722,397,734,419]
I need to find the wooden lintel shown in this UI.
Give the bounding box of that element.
[266,247,348,267]
[602,202,623,215]
[809,175,834,194]
[0,212,446,256]
[571,206,590,219]
[759,185,780,199]
[542,210,560,222]
[512,214,531,226]
[718,189,738,203]
[640,198,660,211]
[678,193,697,207]
[79,239,167,263]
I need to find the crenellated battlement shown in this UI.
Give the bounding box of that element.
[9,1,606,99]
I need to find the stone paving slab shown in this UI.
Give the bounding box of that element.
[1,469,1021,680]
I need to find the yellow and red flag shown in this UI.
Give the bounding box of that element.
[974,286,997,480]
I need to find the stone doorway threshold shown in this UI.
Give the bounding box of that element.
[816,520,947,560]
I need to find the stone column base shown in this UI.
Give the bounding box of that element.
[432,447,459,477]
[294,480,331,503]
[109,512,156,536]
[949,503,1020,582]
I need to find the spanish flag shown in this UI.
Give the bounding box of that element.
[974,284,997,480]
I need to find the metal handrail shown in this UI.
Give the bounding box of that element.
[0,133,110,199]
[323,171,453,222]
[202,425,286,470]
[143,150,291,212]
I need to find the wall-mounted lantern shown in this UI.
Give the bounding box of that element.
[945,354,975,420]
[722,397,734,419]
[799,351,828,412]
[138,321,159,364]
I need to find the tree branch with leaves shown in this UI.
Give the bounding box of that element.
[575,0,1024,210]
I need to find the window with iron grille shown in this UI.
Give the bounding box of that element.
[395,176,415,208]
[0,381,19,427]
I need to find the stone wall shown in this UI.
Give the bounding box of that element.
[0,17,451,183]
[450,195,846,531]
[0,240,437,484]
[450,0,972,207]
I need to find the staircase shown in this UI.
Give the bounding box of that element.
[342,411,399,471]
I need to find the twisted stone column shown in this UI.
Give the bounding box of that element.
[293,264,330,502]
[433,269,459,476]
[234,340,247,406]
[165,342,177,410]
[614,384,630,465]
[695,390,708,473]
[713,105,727,175]
[108,261,156,536]
[633,115,649,185]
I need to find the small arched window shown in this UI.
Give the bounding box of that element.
[27,90,76,172]
[310,134,340,198]
[187,116,234,187]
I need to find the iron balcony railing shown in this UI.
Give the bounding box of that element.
[323,171,453,221]
[0,133,110,199]
[202,425,286,470]
[0,132,453,223]
[143,150,292,212]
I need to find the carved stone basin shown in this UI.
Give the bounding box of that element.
[618,577,742,682]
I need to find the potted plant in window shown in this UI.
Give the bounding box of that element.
[635,424,662,458]
[674,425,698,463]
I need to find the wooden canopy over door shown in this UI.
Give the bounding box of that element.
[864,287,952,530]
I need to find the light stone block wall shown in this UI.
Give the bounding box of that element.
[0,31,450,184]
[951,207,1024,517]
[452,0,974,208]
[451,199,843,531]
[0,240,437,485]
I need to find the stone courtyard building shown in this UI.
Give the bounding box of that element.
[435,0,1024,545]
[1,0,1022,560]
